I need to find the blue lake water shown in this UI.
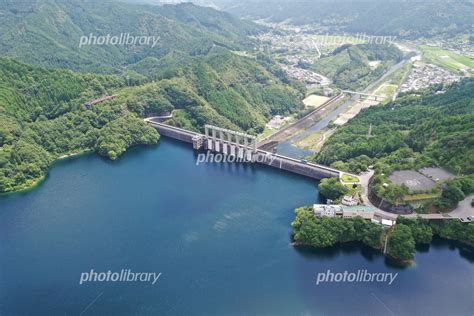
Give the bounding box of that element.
[0,138,473,315]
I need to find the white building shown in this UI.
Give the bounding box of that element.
[342,195,358,206]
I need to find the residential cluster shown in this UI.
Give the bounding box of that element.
[280,64,330,86]
[425,40,474,59]
[400,63,460,93]
[254,31,336,87]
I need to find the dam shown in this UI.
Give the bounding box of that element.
[146,119,342,180]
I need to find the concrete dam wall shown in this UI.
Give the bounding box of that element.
[147,120,341,180]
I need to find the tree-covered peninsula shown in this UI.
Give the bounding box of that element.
[292,207,474,263]
[0,58,160,193]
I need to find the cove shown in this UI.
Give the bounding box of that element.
[0,138,473,315]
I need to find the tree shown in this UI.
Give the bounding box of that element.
[318,177,349,201]
[387,224,416,261]
[398,217,433,244]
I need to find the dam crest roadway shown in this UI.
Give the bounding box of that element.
[145,119,344,180]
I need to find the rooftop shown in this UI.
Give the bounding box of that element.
[342,205,374,213]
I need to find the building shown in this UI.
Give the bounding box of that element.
[381,219,396,227]
[342,206,374,220]
[341,195,358,206]
[313,204,375,220]
[313,204,343,218]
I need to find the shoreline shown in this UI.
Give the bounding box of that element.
[0,149,94,195]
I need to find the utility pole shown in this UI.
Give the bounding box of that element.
[383,231,389,254]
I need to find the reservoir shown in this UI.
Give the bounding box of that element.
[0,138,473,315]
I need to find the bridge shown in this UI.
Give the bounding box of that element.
[145,119,343,180]
[342,90,382,101]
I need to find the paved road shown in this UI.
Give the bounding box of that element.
[449,195,474,219]
[359,170,465,220]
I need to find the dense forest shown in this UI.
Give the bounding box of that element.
[311,44,403,90]
[0,0,263,74]
[0,0,304,131]
[316,79,474,174]
[0,58,160,193]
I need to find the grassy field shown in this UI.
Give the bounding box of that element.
[403,192,441,202]
[341,174,359,183]
[419,45,474,73]
[303,94,330,108]
[294,128,336,152]
[345,184,362,193]
[373,83,398,99]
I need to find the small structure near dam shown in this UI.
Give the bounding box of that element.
[146,119,342,180]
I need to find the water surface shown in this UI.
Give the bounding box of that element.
[0,138,472,315]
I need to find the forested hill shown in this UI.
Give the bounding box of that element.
[315,78,474,175]
[311,44,403,90]
[0,53,303,192]
[210,0,474,39]
[0,58,159,192]
[0,0,264,73]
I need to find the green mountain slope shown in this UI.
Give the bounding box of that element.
[0,58,159,192]
[311,44,403,90]
[0,0,303,130]
[315,78,474,175]
[0,0,263,73]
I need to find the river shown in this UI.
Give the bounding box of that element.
[0,138,472,315]
[276,59,410,158]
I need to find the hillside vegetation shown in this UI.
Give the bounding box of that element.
[0,0,263,74]
[0,0,304,131]
[0,58,159,192]
[316,79,474,174]
[311,44,403,90]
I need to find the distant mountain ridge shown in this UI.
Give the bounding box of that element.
[151,0,474,39]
